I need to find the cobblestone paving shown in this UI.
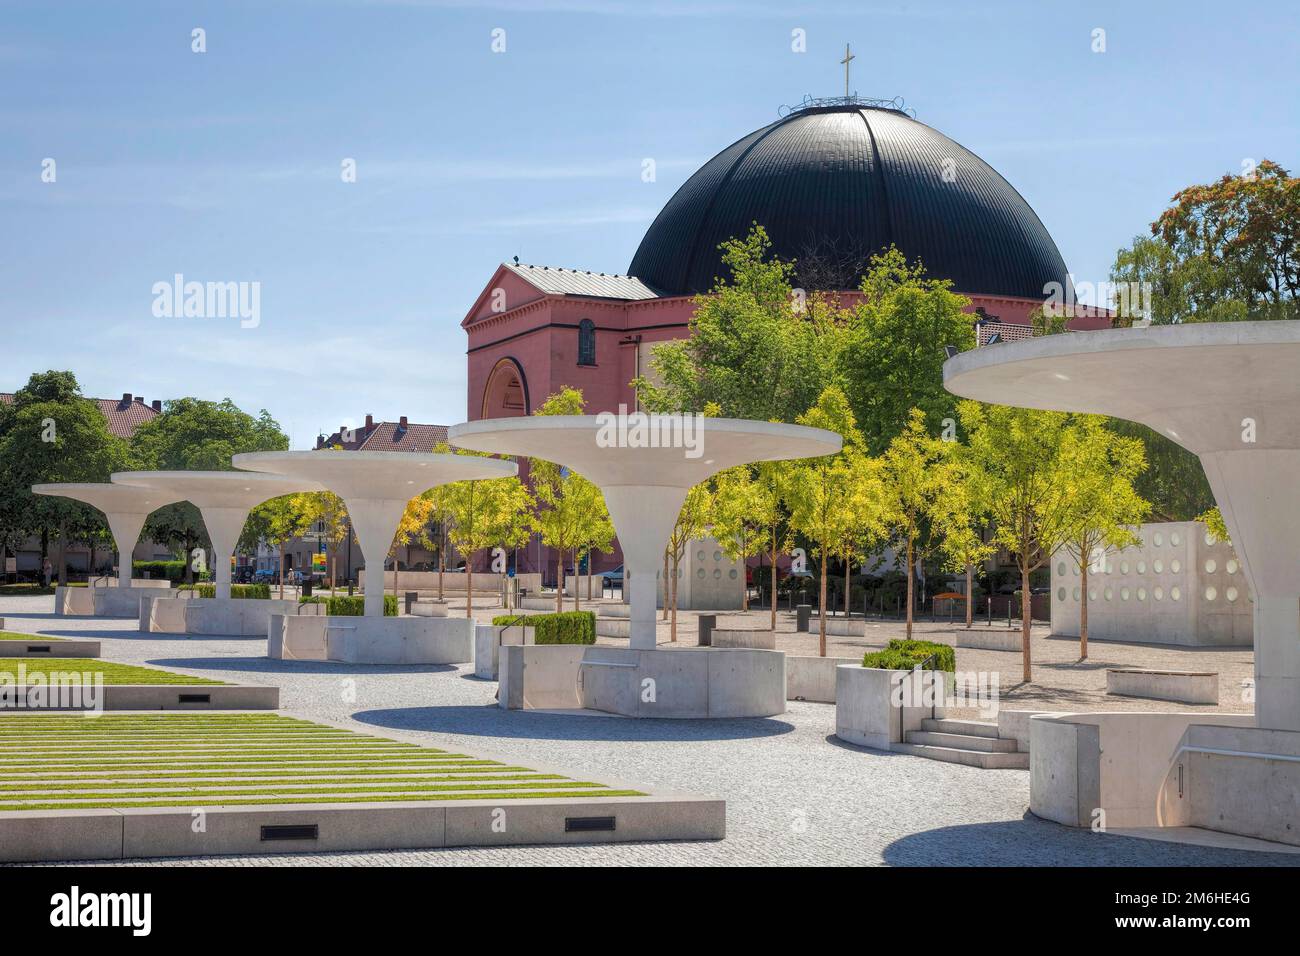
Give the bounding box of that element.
[1,595,1291,867]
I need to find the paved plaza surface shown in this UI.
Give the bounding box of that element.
[0,594,1290,867]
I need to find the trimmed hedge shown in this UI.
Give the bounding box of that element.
[300,594,397,616]
[178,583,271,600]
[862,638,955,672]
[492,611,595,645]
[132,560,188,583]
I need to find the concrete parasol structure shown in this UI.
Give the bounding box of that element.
[32,482,180,586]
[111,471,323,600]
[232,450,518,617]
[448,416,842,651]
[32,482,182,617]
[944,321,1300,847]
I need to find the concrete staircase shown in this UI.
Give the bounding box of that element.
[893,718,1029,769]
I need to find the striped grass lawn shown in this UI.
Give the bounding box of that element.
[0,658,220,685]
[0,713,643,810]
[0,632,64,641]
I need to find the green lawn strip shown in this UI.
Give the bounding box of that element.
[0,773,566,791]
[0,790,648,811]
[0,715,314,728]
[0,633,64,641]
[4,745,433,758]
[0,659,222,685]
[11,766,539,781]
[0,732,371,744]
[0,760,505,774]
[0,781,605,801]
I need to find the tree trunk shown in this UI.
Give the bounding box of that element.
[1080,560,1089,660]
[669,550,679,643]
[818,549,828,657]
[1021,564,1033,683]
[466,560,473,618]
[904,537,914,640]
[330,552,336,595]
[965,562,974,629]
[843,556,851,616]
[555,553,564,613]
[662,548,670,621]
[278,542,285,599]
[437,533,445,602]
[56,526,68,586]
[573,548,579,612]
[741,544,750,611]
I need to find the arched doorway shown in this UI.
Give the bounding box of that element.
[481,357,529,419]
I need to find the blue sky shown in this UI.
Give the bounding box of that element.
[2,0,1297,447]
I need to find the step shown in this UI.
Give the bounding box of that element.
[904,730,1018,753]
[920,717,1000,739]
[891,742,1029,770]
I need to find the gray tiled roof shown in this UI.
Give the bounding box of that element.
[503,262,662,300]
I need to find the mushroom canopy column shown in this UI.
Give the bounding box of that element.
[944,321,1300,731]
[449,415,842,650]
[30,483,182,585]
[110,471,323,599]
[232,451,518,617]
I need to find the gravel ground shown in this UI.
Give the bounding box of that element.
[0,594,1289,867]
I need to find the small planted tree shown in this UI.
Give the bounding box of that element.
[1058,416,1150,659]
[877,408,963,640]
[785,386,883,657]
[712,466,769,611]
[664,482,713,643]
[959,401,1077,683]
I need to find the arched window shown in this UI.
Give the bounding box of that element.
[577,318,596,366]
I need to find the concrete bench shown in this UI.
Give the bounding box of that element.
[710,628,776,650]
[954,628,1022,652]
[1106,669,1219,705]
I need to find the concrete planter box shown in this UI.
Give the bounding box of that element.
[596,617,630,638]
[710,629,776,650]
[598,604,631,619]
[954,628,1023,652]
[812,617,867,638]
[835,665,941,751]
[269,615,474,665]
[786,655,858,702]
[1106,669,1219,705]
[0,639,101,658]
[144,596,298,636]
[410,600,449,618]
[474,624,535,679]
[520,596,560,611]
[53,586,94,616]
[500,644,786,718]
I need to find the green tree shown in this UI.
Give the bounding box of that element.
[877,408,962,640]
[784,386,882,656]
[959,401,1077,683]
[297,490,349,594]
[1058,418,1150,659]
[663,482,713,643]
[530,388,614,612]
[132,397,288,583]
[712,466,770,612]
[936,463,995,631]
[241,494,312,598]
[635,225,845,423]
[840,247,974,454]
[0,371,127,584]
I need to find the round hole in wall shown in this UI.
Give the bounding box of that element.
[1204,559,1217,574]
[1088,588,1097,601]
[713,551,722,563]
[695,568,705,580]
[1120,561,1130,575]
[728,569,738,580]
[1205,531,1215,546]
[1204,586,1217,601]
[1104,587,1113,601]
[1137,560,1146,574]
[1154,586,1164,601]
[1170,532,1182,546]
[1137,587,1147,600]
[696,550,705,562]
[1226,586,1239,602]
[1057,587,1066,601]
[1153,559,1164,574]
[1226,559,1239,574]
[1073,588,1081,601]
[1105,560,1114,574]
[1170,559,1182,573]
[1153,532,1164,547]
[1170,586,1182,601]
[1121,587,1131,600]
[713,569,721,579]
[1057,562,1067,576]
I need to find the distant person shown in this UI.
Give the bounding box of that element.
[42,559,53,587]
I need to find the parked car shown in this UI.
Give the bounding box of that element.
[253,569,276,584]
[601,566,624,590]
[233,567,254,584]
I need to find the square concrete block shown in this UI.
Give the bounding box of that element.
[0,810,124,863]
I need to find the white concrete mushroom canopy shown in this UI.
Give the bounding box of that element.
[110,471,323,600]
[943,321,1300,732]
[231,451,518,617]
[31,482,181,586]
[449,415,842,649]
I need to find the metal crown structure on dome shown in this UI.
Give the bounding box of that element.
[778,94,916,117]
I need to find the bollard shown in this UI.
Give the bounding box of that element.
[697,613,716,647]
[796,604,811,632]
[405,591,418,615]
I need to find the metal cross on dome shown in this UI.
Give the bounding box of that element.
[841,42,855,98]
